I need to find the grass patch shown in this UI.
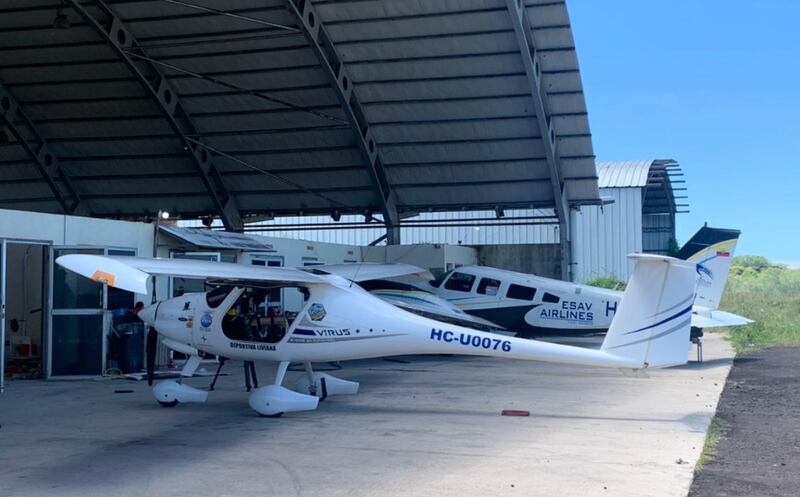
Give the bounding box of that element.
[696,416,725,470]
[583,275,626,291]
[719,262,800,353]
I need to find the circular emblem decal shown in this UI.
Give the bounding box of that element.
[200,312,213,328]
[308,303,326,321]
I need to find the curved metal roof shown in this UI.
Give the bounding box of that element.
[596,159,686,214]
[0,0,599,230]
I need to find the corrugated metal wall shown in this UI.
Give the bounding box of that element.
[230,209,560,246]
[642,213,674,255]
[570,188,643,283]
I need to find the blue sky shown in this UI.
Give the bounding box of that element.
[568,1,800,265]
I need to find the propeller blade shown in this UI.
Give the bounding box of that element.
[146,326,157,386]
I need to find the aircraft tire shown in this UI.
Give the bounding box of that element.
[157,399,179,408]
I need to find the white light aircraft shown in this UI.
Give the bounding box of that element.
[57,253,696,417]
[420,226,752,339]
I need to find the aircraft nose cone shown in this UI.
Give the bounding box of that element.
[138,303,158,325]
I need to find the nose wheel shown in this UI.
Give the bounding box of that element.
[158,399,179,408]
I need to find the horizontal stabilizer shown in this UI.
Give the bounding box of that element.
[691,308,754,328]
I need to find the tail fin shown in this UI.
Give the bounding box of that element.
[676,225,741,310]
[601,255,696,369]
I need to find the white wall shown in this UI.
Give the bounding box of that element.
[362,244,477,276]
[570,188,643,283]
[0,209,154,303]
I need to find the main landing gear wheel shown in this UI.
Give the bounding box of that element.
[158,399,179,408]
[259,412,284,418]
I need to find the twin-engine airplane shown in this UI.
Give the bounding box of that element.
[421,226,752,338]
[57,253,697,417]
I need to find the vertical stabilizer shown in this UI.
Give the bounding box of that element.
[676,226,741,310]
[601,255,696,369]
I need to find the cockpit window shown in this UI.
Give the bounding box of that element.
[444,272,476,292]
[206,286,233,308]
[221,290,287,344]
[477,277,501,296]
[429,270,452,288]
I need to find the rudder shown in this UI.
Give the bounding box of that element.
[676,225,740,311]
[601,254,696,369]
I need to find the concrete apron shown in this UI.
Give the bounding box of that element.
[0,333,733,497]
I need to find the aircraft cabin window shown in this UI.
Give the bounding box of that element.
[444,272,476,292]
[221,292,287,344]
[206,286,232,308]
[542,292,560,304]
[429,270,452,288]
[477,277,501,296]
[506,284,536,301]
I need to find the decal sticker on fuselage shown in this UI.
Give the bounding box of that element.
[288,327,404,343]
[429,328,511,352]
[229,341,276,351]
[538,300,594,323]
[308,303,326,321]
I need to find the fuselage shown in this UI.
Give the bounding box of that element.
[139,276,641,370]
[424,266,624,337]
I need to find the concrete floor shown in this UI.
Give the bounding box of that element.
[0,334,733,497]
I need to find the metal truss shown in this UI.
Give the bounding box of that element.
[284,0,400,243]
[0,83,85,215]
[67,0,244,231]
[505,0,571,279]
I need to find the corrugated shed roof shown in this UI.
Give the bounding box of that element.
[596,160,655,188]
[0,0,600,224]
[596,159,685,215]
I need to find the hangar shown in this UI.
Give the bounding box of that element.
[0,1,697,387]
[0,0,600,281]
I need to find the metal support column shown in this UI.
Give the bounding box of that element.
[0,84,86,215]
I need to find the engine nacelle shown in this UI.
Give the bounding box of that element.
[293,372,360,398]
[153,380,209,404]
[248,385,319,416]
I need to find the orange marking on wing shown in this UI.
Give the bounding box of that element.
[91,270,116,286]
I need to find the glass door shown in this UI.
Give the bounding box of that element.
[49,248,104,376]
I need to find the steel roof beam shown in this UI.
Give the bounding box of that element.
[284,0,399,243]
[505,0,572,280]
[67,0,243,231]
[0,83,86,215]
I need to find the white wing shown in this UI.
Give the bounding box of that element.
[55,254,328,294]
[319,263,433,282]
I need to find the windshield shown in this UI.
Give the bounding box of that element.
[429,270,453,288]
